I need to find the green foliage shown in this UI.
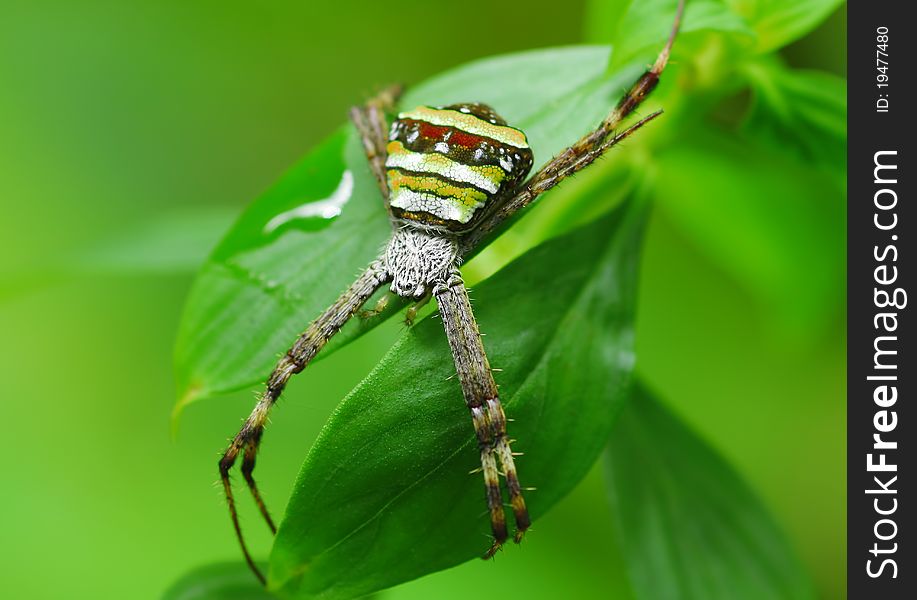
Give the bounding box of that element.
[167,0,846,598]
[587,0,846,333]
[606,383,816,599]
[742,59,846,179]
[0,0,846,599]
[604,0,756,67]
[591,0,844,56]
[269,201,645,599]
[725,0,845,52]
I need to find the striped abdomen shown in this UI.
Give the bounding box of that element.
[385,104,533,232]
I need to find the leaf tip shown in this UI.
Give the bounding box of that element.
[171,380,206,437]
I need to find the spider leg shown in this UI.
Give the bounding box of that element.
[522,110,664,201]
[349,84,403,204]
[464,0,683,250]
[219,261,390,584]
[404,290,431,326]
[358,291,392,319]
[240,431,274,533]
[433,270,529,556]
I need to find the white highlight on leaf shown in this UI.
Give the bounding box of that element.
[264,170,354,233]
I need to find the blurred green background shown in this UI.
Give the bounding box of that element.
[0,1,845,598]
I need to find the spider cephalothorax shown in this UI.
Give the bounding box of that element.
[218,1,684,585]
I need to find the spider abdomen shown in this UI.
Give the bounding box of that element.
[385,104,533,232]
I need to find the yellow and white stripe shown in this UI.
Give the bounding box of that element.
[385,141,505,194]
[388,170,489,205]
[387,165,492,224]
[390,188,485,223]
[398,106,529,149]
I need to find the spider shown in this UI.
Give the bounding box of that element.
[219,1,683,584]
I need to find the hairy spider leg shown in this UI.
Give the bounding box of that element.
[465,0,684,250]
[433,271,529,556]
[349,84,403,204]
[219,262,390,584]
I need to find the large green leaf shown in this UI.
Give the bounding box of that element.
[173,45,651,412]
[605,383,815,599]
[268,199,647,599]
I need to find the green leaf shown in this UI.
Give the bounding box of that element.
[173,45,650,411]
[591,0,756,68]
[724,0,844,52]
[268,199,647,599]
[742,59,846,179]
[163,563,276,600]
[605,383,815,600]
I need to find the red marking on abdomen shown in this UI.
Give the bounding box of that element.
[417,121,486,149]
